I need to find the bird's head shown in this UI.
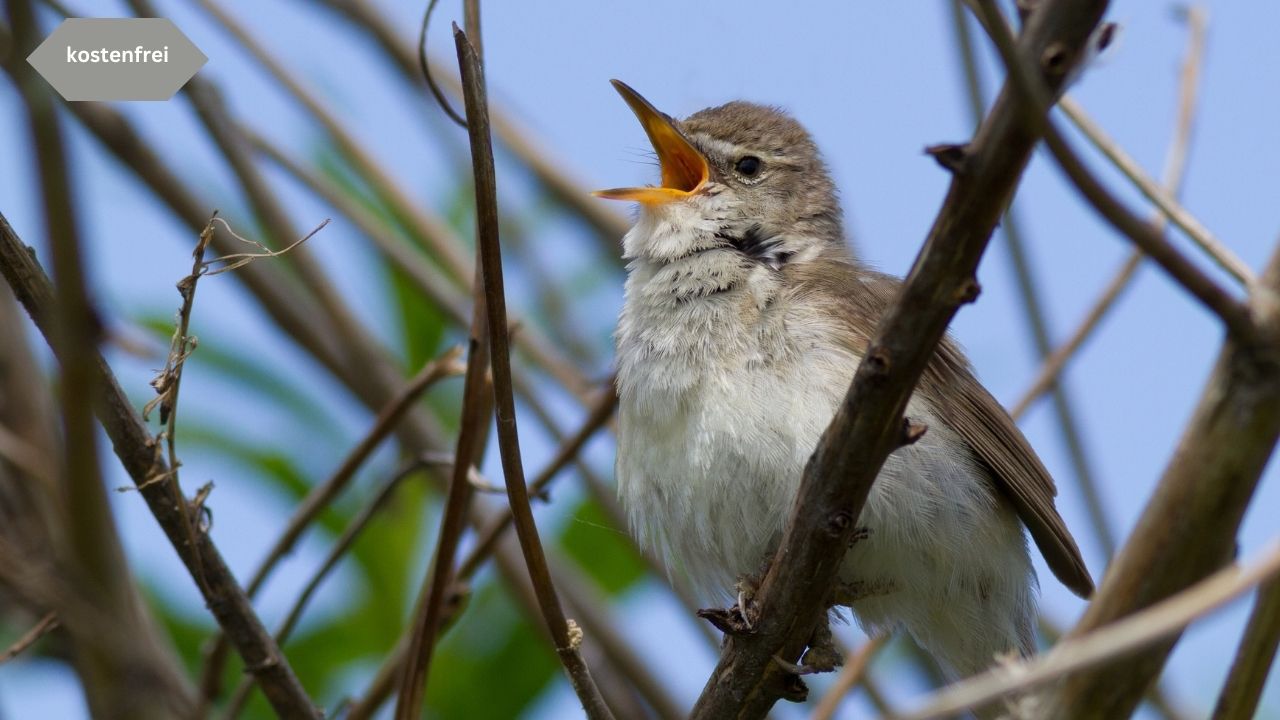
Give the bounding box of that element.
[595,80,844,266]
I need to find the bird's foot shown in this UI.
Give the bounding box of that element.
[847,525,871,548]
[770,617,844,678]
[696,574,761,636]
[800,618,843,673]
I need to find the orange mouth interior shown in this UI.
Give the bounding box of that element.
[593,80,709,204]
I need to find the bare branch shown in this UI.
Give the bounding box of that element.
[972,0,1256,342]
[199,346,464,698]
[0,612,58,666]
[0,213,320,719]
[1211,576,1280,720]
[901,542,1280,720]
[688,3,1110,717]
[451,23,613,718]
[810,635,889,720]
[1059,93,1252,285]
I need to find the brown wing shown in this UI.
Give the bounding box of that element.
[787,256,1095,598]
[926,343,1095,598]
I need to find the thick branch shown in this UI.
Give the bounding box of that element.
[1036,188,1280,720]
[688,2,1110,717]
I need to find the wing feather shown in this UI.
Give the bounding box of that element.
[787,256,1094,597]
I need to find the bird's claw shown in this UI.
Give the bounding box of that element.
[696,574,762,636]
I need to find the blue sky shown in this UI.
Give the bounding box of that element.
[1,1,1278,717]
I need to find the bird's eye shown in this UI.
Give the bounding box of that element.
[735,155,762,178]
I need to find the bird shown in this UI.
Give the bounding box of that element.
[594,79,1094,683]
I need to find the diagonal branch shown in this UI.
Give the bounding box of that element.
[688,2,1110,717]
[950,0,1116,559]
[972,0,1256,342]
[1058,95,1253,286]
[902,542,1280,720]
[198,345,464,701]
[0,212,320,719]
[451,23,613,719]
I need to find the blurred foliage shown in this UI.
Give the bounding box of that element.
[120,162,644,717]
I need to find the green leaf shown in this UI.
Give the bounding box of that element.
[426,578,558,718]
[559,497,646,596]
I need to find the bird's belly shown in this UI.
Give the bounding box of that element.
[616,347,1033,648]
[617,356,839,598]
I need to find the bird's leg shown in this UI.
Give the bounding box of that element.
[771,615,844,679]
[802,616,843,673]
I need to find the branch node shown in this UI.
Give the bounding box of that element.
[901,418,929,447]
[565,618,583,650]
[1041,42,1074,78]
[925,143,971,174]
[824,509,854,537]
[865,347,891,376]
[955,277,983,305]
[696,606,757,636]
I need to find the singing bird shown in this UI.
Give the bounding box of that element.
[595,80,1094,681]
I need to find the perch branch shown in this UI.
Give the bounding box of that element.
[688,2,1110,717]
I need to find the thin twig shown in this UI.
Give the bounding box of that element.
[1211,576,1280,720]
[0,612,58,665]
[198,346,464,697]
[810,635,889,720]
[144,215,322,595]
[0,214,319,719]
[345,383,619,719]
[222,457,431,718]
[417,0,466,127]
[1011,5,1210,423]
[689,4,1110,717]
[451,23,613,718]
[1058,97,1252,286]
[900,542,1280,720]
[972,0,1257,343]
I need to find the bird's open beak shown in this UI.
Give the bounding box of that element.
[593,80,709,204]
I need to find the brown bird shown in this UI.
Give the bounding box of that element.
[596,80,1094,682]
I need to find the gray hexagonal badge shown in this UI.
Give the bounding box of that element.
[27,18,207,101]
